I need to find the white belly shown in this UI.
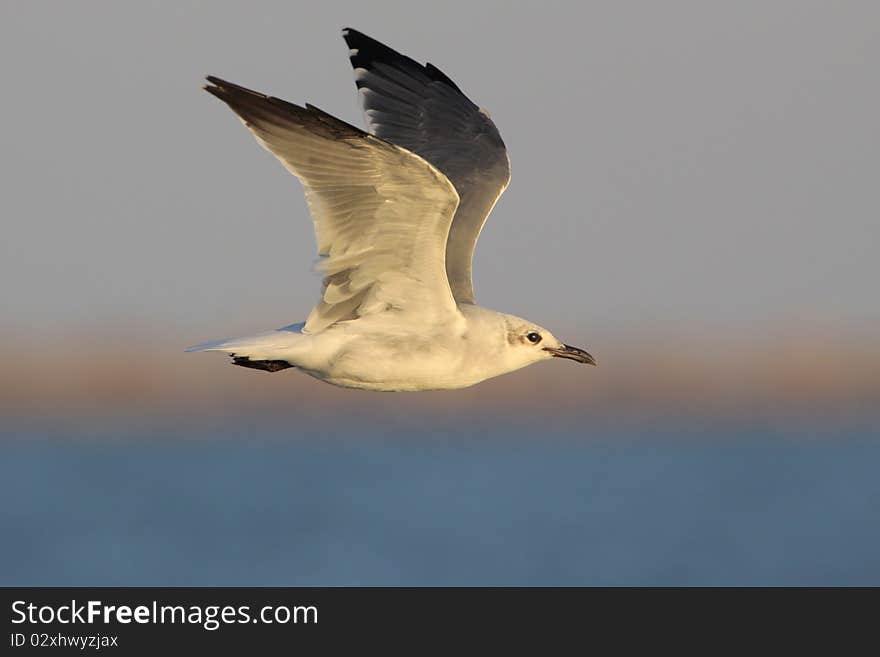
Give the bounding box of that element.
[290,324,494,392]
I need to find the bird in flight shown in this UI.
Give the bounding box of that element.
[188,28,595,391]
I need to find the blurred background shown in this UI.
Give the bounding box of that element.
[1,0,878,585]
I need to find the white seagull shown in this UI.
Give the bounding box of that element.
[187,28,595,391]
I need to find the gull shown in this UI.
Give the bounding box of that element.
[187,28,595,391]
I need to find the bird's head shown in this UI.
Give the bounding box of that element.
[501,315,596,371]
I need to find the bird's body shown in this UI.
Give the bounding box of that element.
[188,28,595,391]
[192,306,568,391]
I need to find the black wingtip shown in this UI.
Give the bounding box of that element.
[341,26,371,47]
[341,27,380,50]
[203,80,224,101]
[204,75,233,92]
[203,76,278,111]
[341,27,402,71]
[203,76,232,98]
[202,72,370,141]
[204,75,255,94]
[340,27,464,94]
[424,62,463,92]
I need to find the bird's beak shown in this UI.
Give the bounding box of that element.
[543,344,597,366]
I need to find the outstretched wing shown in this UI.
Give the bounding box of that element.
[204,76,462,333]
[342,28,511,304]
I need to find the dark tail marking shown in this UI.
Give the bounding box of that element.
[232,356,294,373]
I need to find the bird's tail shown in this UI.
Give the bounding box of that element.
[185,323,307,372]
[184,336,241,353]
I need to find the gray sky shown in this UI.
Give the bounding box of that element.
[2,0,878,341]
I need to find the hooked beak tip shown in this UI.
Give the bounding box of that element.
[543,344,597,366]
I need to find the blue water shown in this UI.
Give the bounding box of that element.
[2,419,878,585]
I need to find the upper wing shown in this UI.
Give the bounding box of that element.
[342,28,511,304]
[204,76,462,333]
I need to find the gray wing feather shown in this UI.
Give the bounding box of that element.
[342,28,511,304]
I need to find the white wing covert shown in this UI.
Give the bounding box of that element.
[204,76,462,333]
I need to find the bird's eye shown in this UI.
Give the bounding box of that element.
[526,332,542,344]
